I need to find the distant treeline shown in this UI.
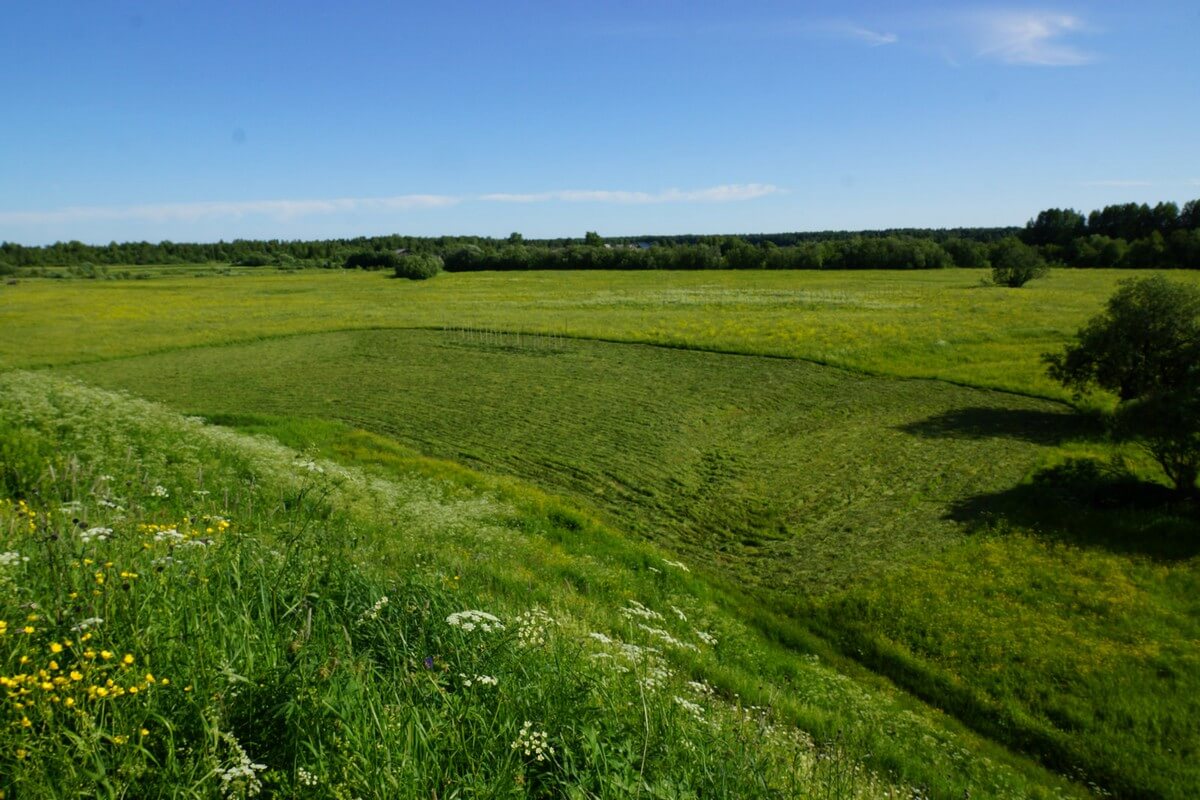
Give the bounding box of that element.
[1021,200,1200,268]
[2,199,1197,273]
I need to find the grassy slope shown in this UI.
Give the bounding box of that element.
[0,372,1080,799]
[5,267,1200,397]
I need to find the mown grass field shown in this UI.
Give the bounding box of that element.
[65,328,1076,594]
[4,267,1199,798]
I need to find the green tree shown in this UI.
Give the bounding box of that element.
[1045,276,1200,497]
[1023,208,1085,247]
[584,231,603,247]
[989,237,1048,287]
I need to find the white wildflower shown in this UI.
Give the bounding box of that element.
[686,679,715,696]
[459,673,498,688]
[71,617,104,632]
[514,607,553,648]
[358,595,389,623]
[620,600,663,622]
[638,624,698,651]
[296,767,319,787]
[0,551,29,568]
[663,559,690,572]
[670,605,688,622]
[694,628,719,646]
[217,731,266,798]
[80,526,112,544]
[674,696,705,720]
[151,485,169,498]
[587,632,614,645]
[511,721,554,762]
[446,609,504,634]
[154,528,185,542]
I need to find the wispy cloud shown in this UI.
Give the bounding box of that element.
[827,22,898,47]
[0,194,459,226]
[480,184,783,204]
[0,184,783,227]
[970,10,1095,66]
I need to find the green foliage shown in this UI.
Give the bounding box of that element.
[1045,275,1200,401]
[1114,382,1200,497]
[990,238,1049,287]
[344,250,400,271]
[1022,208,1086,248]
[1046,276,1200,495]
[393,253,443,280]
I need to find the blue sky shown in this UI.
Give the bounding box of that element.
[2,1,1198,244]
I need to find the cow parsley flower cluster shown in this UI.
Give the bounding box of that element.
[151,485,170,498]
[511,721,554,762]
[620,600,663,622]
[358,595,389,623]
[446,610,504,634]
[80,527,112,544]
[216,732,266,798]
[459,673,498,688]
[673,695,705,720]
[513,607,553,648]
[0,551,28,568]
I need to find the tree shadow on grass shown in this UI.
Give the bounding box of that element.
[949,459,1200,560]
[897,406,1102,446]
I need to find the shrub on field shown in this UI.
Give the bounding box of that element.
[990,237,1048,287]
[393,253,443,280]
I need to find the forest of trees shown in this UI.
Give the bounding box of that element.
[2,199,1197,274]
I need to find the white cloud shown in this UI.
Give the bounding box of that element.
[480,184,783,204]
[0,184,783,228]
[0,194,460,226]
[971,10,1095,66]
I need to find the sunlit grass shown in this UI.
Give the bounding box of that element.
[5,268,1200,398]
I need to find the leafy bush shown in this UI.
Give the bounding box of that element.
[990,238,1048,287]
[393,253,443,280]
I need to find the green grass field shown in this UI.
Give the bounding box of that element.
[4,267,1199,798]
[6,267,1200,398]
